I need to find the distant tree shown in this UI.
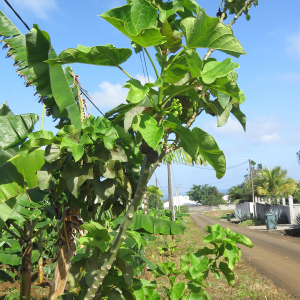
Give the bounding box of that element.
[297,151,300,164]
[187,184,224,206]
[254,166,298,197]
[148,193,164,210]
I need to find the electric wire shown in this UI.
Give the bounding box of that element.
[139,51,147,83]
[182,160,248,171]
[4,0,30,31]
[141,49,150,82]
[154,171,167,193]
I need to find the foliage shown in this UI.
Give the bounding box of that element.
[254,166,297,197]
[180,205,189,214]
[153,224,253,299]
[234,208,251,222]
[294,213,300,228]
[148,193,164,210]
[187,184,225,205]
[0,0,259,298]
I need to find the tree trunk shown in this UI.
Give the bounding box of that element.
[20,244,32,300]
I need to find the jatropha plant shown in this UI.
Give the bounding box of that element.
[0,0,258,299]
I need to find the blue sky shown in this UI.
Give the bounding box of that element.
[1,0,300,196]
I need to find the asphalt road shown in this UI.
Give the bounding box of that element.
[190,213,300,298]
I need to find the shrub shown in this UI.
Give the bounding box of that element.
[180,206,189,214]
[234,208,251,222]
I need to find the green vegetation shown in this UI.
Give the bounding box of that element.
[0,0,261,299]
[187,184,226,206]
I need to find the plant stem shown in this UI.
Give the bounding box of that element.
[32,224,51,240]
[228,0,254,27]
[10,221,25,240]
[117,66,133,79]
[84,156,151,300]
[164,49,184,72]
[144,48,159,79]
[4,226,23,245]
[40,103,45,130]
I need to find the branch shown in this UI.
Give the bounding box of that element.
[185,111,197,128]
[84,156,152,300]
[204,0,254,60]
[117,66,133,79]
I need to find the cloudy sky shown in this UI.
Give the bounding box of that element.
[0,0,299,196]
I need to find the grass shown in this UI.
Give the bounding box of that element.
[145,217,297,300]
[204,210,234,220]
[239,218,265,227]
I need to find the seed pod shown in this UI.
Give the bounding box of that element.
[139,140,151,154]
[147,149,158,163]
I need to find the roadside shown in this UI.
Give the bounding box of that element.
[191,213,300,298]
[145,216,297,299]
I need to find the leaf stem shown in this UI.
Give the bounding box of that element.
[4,226,23,245]
[117,66,133,79]
[32,224,51,240]
[144,48,159,79]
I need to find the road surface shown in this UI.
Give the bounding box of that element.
[190,213,300,297]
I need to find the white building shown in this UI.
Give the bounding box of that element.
[163,195,200,209]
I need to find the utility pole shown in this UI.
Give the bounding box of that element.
[167,163,175,221]
[178,184,180,214]
[248,159,255,217]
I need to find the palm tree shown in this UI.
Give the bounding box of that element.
[254,166,297,197]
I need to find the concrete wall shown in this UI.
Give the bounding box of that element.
[188,204,236,212]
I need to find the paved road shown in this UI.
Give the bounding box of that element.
[190,213,300,297]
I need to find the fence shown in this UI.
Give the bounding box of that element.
[236,195,297,224]
[187,204,236,212]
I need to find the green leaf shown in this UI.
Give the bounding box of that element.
[85,247,100,287]
[147,185,163,197]
[101,0,166,48]
[192,127,225,179]
[124,106,146,132]
[44,144,61,163]
[93,178,116,201]
[48,48,82,128]
[46,44,132,67]
[80,221,110,241]
[185,49,202,78]
[77,234,111,252]
[0,150,45,203]
[61,161,93,198]
[164,121,198,159]
[171,282,186,300]
[201,58,240,84]
[217,91,230,109]
[160,20,182,53]
[31,250,40,264]
[219,262,235,286]
[158,1,184,23]
[128,214,185,235]
[124,80,149,104]
[181,9,246,57]
[26,24,52,97]
[0,253,22,266]
[127,230,142,249]
[115,258,134,285]
[231,104,246,131]
[165,54,189,84]
[139,113,164,149]
[0,112,39,150]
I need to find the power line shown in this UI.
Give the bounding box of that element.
[141,49,150,82]
[181,161,248,171]
[4,0,30,31]
[154,171,167,193]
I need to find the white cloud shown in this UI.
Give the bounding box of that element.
[204,116,283,145]
[91,81,128,109]
[9,0,57,20]
[286,31,300,60]
[90,74,156,109]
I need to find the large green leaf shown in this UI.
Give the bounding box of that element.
[138,113,164,150]
[230,104,246,131]
[0,150,45,203]
[46,44,132,67]
[192,127,225,179]
[0,104,39,150]
[171,282,186,300]
[101,0,166,48]
[160,20,182,53]
[61,161,93,198]
[0,11,30,77]
[185,49,202,78]
[219,262,235,286]
[48,48,82,128]
[181,9,246,57]
[0,253,22,266]
[26,24,52,97]
[165,54,189,84]
[128,214,185,235]
[201,58,239,84]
